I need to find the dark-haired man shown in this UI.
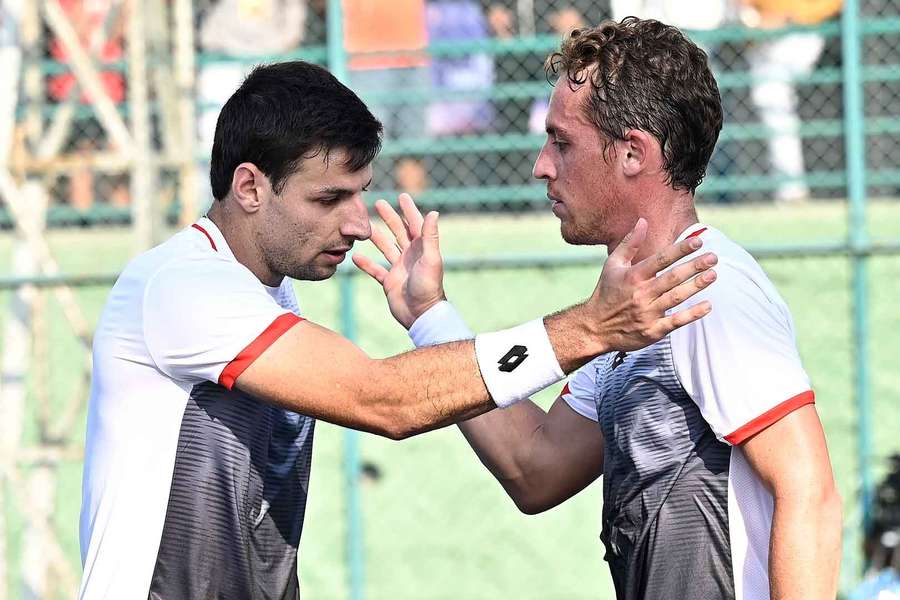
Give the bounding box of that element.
[361,17,842,600]
[77,60,716,598]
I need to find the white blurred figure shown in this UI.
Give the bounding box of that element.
[610,0,728,31]
[197,0,307,206]
[740,0,843,203]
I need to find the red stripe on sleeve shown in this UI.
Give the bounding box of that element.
[192,223,218,251]
[559,383,571,398]
[218,313,303,390]
[686,227,708,239]
[724,390,816,445]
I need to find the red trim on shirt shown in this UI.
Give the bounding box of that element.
[218,313,303,390]
[724,390,816,445]
[686,227,708,239]
[191,223,218,251]
[559,383,571,398]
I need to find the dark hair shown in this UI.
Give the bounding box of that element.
[546,17,722,194]
[210,61,383,200]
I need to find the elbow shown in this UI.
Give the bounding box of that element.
[776,478,843,528]
[822,486,843,528]
[366,416,417,441]
[366,405,428,441]
[514,497,551,515]
[505,480,556,515]
[380,422,419,441]
[812,480,843,527]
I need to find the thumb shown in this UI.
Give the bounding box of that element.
[608,217,647,267]
[421,211,442,264]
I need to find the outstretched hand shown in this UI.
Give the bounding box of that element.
[583,218,718,354]
[353,193,445,329]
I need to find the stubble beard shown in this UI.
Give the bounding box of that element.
[560,217,605,246]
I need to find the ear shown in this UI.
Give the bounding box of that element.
[619,129,659,178]
[230,162,270,214]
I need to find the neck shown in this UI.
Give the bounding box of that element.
[613,188,699,263]
[206,201,284,287]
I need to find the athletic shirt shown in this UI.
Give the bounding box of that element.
[79,218,312,599]
[562,224,813,600]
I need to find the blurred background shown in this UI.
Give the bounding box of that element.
[0,0,899,598]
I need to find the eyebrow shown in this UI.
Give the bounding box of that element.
[545,124,569,137]
[313,177,373,196]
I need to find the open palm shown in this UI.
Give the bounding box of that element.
[353,194,445,329]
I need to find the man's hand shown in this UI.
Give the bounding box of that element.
[353,193,445,329]
[549,218,718,360]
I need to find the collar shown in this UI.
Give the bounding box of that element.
[674,222,709,243]
[191,216,238,262]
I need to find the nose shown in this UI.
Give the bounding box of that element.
[340,194,372,241]
[532,140,556,181]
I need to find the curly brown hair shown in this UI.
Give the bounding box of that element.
[546,17,723,194]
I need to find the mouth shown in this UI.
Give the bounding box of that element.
[322,246,351,264]
[548,193,566,217]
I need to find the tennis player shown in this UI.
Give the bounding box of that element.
[360,18,842,600]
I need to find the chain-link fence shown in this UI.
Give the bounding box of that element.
[1,0,899,597]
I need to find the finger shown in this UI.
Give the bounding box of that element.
[653,269,717,311]
[351,253,389,284]
[398,193,425,239]
[370,226,402,265]
[606,218,647,267]
[632,234,704,280]
[374,199,412,250]
[649,300,713,337]
[421,210,442,265]
[647,252,718,300]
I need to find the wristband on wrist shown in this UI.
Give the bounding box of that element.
[474,318,565,409]
[408,300,474,347]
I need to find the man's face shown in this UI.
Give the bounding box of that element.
[532,81,627,246]
[258,149,373,281]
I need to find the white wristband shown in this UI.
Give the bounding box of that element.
[408,301,474,347]
[474,318,565,408]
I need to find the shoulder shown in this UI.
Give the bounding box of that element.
[673,226,791,318]
[122,229,276,319]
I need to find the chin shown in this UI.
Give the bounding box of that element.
[561,223,603,246]
[287,264,336,282]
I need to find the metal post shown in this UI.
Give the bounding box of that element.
[328,2,365,597]
[338,272,365,600]
[840,0,872,570]
[173,0,197,225]
[127,0,157,251]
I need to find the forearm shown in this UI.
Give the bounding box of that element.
[378,302,604,439]
[370,340,494,439]
[457,402,549,504]
[375,300,601,438]
[768,491,842,598]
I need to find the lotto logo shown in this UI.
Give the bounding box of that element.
[498,345,528,372]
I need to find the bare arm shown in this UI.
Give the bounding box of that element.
[236,201,715,440]
[236,231,711,440]
[459,397,604,514]
[741,404,842,599]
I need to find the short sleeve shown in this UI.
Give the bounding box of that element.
[671,262,813,446]
[560,359,600,422]
[143,257,302,388]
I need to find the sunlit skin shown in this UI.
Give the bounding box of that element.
[208,148,373,286]
[533,79,699,261]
